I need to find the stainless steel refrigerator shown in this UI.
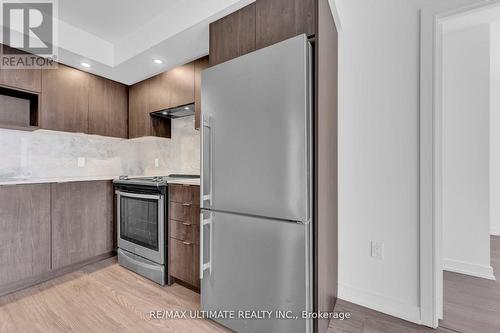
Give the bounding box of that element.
[200,34,313,333]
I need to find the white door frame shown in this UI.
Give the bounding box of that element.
[419,0,500,327]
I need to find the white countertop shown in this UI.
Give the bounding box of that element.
[0,176,119,186]
[167,178,200,186]
[0,176,200,186]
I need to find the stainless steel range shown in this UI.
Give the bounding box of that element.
[113,175,199,285]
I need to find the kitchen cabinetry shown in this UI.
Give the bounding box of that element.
[0,45,42,92]
[209,3,256,67]
[51,181,115,270]
[0,68,41,93]
[88,75,128,138]
[209,0,315,66]
[40,64,90,133]
[255,0,316,49]
[168,184,200,289]
[194,56,209,129]
[0,184,51,288]
[128,79,151,138]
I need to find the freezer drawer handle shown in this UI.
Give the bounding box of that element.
[200,213,213,279]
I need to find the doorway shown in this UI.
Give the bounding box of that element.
[420,1,500,331]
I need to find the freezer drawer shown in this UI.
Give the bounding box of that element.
[201,34,312,222]
[201,210,312,333]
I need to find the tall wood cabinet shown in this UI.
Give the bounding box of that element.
[209,0,315,66]
[209,3,256,67]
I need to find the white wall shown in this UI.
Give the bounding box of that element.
[0,116,200,180]
[441,24,494,280]
[491,21,500,236]
[335,0,480,323]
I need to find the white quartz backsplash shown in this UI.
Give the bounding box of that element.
[0,116,200,181]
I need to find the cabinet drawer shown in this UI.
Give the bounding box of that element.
[169,219,199,245]
[169,184,199,204]
[169,201,199,223]
[169,238,200,288]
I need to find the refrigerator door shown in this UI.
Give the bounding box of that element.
[201,34,312,222]
[201,210,312,333]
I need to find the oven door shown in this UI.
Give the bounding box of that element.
[116,191,165,264]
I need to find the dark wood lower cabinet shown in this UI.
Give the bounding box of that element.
[169,239,200,289]
[51,181,115,269]
[0,184,51,286]
[168,184,200,290]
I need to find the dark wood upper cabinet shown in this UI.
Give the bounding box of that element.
[149,62,195,112]
[255,0,316,49]
[0,45,42,93]
[88,75,128,138]
[0,68,41,93]
[194,56,209,129]
[209,3,256,67]
[40,64,90,133]
[128,79,151,138]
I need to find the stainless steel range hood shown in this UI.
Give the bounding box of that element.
[150,103,195,119]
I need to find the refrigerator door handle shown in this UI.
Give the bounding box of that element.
[201,114,213,207]
[200,212,213,279]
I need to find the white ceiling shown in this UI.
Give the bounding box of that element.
[1,0,255,85]
[59,0,177,44]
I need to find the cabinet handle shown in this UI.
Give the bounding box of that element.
[182,222,192,226]
[182,202,192,206]
[183,241,192,245]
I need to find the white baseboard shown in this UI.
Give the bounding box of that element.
[338,283,421,324]
[491,227,500,236]
[443,258,496,280]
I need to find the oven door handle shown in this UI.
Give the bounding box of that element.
[115,190,162,201]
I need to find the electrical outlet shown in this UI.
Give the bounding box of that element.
[371,241,384,260]
[77,157,86,168]
[154,158,159,168]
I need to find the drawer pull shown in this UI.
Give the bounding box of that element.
[182,202,192,206]
[182,223,192,226]
[183,241,192,245]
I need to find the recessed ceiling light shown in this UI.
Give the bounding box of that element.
[80,62,91,68]
[153,59,163,64]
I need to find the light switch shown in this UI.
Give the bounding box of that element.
[154,158,159,168]
[77,157,86,168]
[371,241,384,260]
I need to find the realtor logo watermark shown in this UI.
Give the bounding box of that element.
[0,0,58,68]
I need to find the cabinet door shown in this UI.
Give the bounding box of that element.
[0,184,50,286]
[88,75,128,138]
[168,62,195,108]
[195,56,209,129]
[40,64,90,133]
[0,45,42,92]
[169,238,200,288]
[255,0,316,49]
[51,181,114,269]
[209,3,256,67]
[128,79,151,138]
[150,62,195,112]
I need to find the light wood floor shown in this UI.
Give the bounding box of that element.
[439,235,500,333]
[0,257,229,333]
[2,251,499,333]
